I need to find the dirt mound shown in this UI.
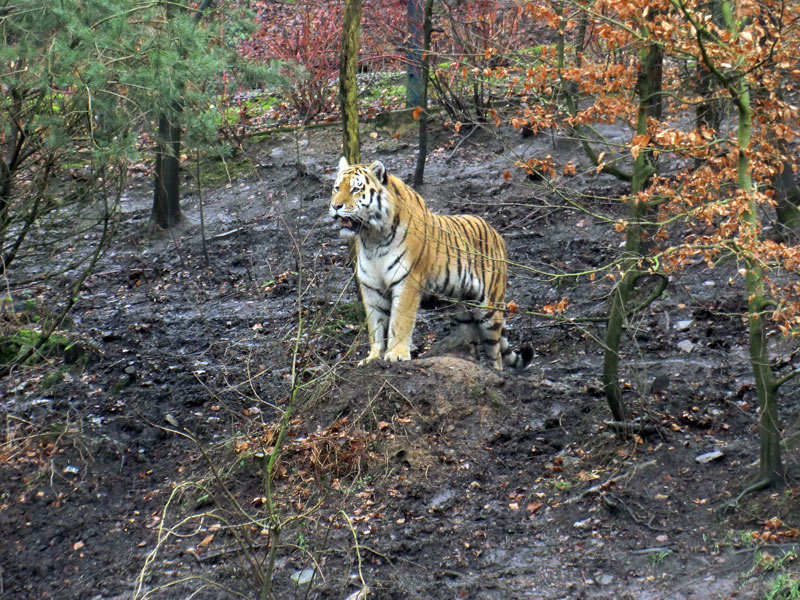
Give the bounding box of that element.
[308,356,560,477]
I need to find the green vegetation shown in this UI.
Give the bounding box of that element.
[0,329,72,366]
[317,301,365,336]
[198,154,257,188]
[0,0,280,374]
[648,548,672,567]
[766,573,800,600]
[361,74,406,105]
[753,549,798,577]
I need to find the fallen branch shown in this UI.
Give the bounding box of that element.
[207,227,247,242]
[568,459,657,503]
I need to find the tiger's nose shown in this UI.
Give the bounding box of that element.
[332,202,343,210]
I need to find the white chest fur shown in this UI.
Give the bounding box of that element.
[356,227,410,292]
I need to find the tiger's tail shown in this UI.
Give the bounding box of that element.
[499,332,534,371]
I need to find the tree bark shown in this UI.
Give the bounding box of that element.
[152,111,182,229]
[413,0,434,187]
[722,3,785,487]
[150,0,214,230]
[340,0,363,164]
[736,81,784,485]
[406,0,424,108]
[601,40,660,422]
[773,154,800,232]
[673,0,787,495]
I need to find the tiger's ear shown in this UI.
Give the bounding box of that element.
[338,156,349,173]
[370,160,387,185]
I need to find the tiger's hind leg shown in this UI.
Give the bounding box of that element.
[452,305,481,360]
[475,307,532,371]
[476,308,505,370]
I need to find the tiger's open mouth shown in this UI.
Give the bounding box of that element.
[335,215,362,233]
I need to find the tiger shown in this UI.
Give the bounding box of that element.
[330,157,533,371]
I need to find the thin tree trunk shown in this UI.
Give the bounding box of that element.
[773,153,800,232]
[406,0,424,108]
[678,0,787,493]
[152,112,182,229]
[340,0,363,164]
[602,39,660,422]
[717,0,784,488]
[413,0,434,187]
[0,94,26,260]
[151,0,183,229]
[736,80,784,486]
[150,0,214,230]
[559,4,632,183]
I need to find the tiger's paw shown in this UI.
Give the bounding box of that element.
[357,353,381,367]
[383,350,411,363]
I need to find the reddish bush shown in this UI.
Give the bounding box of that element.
[431,0,541,123]
[242,0,406,119]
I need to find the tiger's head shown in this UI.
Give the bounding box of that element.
[330,157,392,239]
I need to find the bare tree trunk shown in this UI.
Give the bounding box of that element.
[150,0,213,230]
[736,81,784,488]
[773,153,800,233]
[602,40,660,422]
[413,0,435,187]
[152,112,182,229]
[406,0,424,108]
[719,3,785,491]
[340,0,363,164]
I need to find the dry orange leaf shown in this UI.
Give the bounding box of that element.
[526,501,543,514]
[199,534,214,547]
[412,106,423,120]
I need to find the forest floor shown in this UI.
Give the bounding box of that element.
[2,113,800,600]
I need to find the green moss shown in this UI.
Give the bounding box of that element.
[0,328,73,365]
[198,154,256,188]
[221,94,279,128]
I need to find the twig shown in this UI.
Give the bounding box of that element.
[194,541,271,563]
[207,227,248,242]
[446,126,477,162]
[568,459,657,503]
[341,511,369,596]
[602,492,670,531]
[631,546,672,555]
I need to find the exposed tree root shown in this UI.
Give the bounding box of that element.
[721,475,778,514]
[604,419,661,437]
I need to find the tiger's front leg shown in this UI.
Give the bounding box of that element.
[383,281,421,362]
[358,283,390,366]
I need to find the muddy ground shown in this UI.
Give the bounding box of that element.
[2,115,799,600]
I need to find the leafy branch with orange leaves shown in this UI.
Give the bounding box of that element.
[453,0,799,491]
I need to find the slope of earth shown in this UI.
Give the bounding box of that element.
[2,115,799,600]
